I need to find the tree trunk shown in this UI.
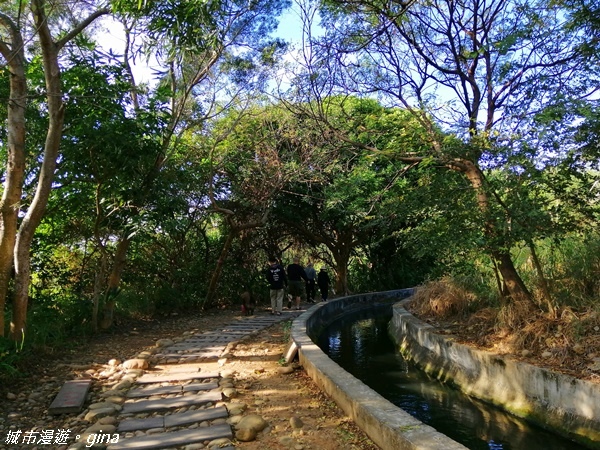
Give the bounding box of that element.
[10,1,66,341]
[92,185,108,332]
[92,249,108,333]
[331,246,352,296]
[204,229,237,309]
[0,14,27,337]
[492,249,532,300]
[3,2,108,340]
[99,237,131,329]
[10,232,32,341]
[527,239,555,316]
[491,259,508,299]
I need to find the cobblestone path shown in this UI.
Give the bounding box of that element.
[98,312,300,450]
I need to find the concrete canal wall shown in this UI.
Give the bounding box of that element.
[389,299,600,449]
[289,289,469,450]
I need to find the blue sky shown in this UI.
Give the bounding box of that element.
[99,7,311,85]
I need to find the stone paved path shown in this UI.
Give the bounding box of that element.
[100,311,300,450]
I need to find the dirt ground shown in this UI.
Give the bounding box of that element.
[222,315,379,450]
[0,306,379,450]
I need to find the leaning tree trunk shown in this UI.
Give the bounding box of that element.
[461,160,532,302]
[491,249,532,301]
[203,213,270,308]
[526,239,555,316]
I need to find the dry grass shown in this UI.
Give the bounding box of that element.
[408,278,600,383]
[496,297,538,330]
[410,277,475,319]
[505,306,599,355]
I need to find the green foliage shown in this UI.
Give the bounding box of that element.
[0,337,25,379]
[280,319,292,341]
[112,0,291,86]
[348,239,435,293]
[5,0,600,369]
[434,232,600,312]
[529,234,600,308]
[0,299,90,380]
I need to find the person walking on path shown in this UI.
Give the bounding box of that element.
[287,257,308,310]
[304,261,317,303]
[317,267,331,302]
[266,256,287,315]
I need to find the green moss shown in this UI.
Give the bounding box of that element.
[398,424,421,433]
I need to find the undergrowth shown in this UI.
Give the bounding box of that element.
[409,275,600,361]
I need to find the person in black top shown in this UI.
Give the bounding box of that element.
[317,267,331,301]
[287,257,308,310]
[266,256,287,315]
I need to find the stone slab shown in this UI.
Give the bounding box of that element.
[178,353,222,359]
[164,405,228,428]
[117,415,164,432]
[159,347,222,354]
[153,350,218,356]
[169,338,222,343]
[166,344,226,350]
[177,336,234,342]
[175,335,230,340]
[220,326,261,332]
[153,352,222,360]
[126,382,219,398]
[48,380,92,415]
[117,405,228,432]
[194,330,250,335]
[121,391,222,414]
[165,350,224,356]
[156,350,223,356]
[135,371,220,384]
[150,364,203,373]
[107,423,232,450]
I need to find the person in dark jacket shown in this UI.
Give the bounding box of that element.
[317,267,331,301]
[287,257,308,310]
[266,256,287,315]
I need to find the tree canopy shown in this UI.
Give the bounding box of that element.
[0,0,598,362]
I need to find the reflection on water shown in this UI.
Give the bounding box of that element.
[315,308,586,450]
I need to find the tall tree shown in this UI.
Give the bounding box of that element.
[0,0,109,339]
[202,103,311,305]
[293,0,583,301]
[94,0,290,324]
[50,50,167,330]
[273,96,431,293]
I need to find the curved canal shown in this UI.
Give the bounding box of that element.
[314,307,587,450]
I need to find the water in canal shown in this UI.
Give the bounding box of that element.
[314,307,588,450]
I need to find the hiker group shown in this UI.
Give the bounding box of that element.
[266,257,331,315]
